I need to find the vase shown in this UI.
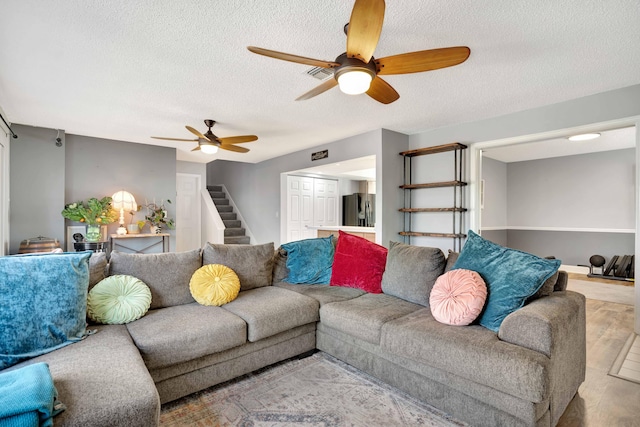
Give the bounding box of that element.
[127,224,140,234]
[86,224,101,242]
[150,225,161,234]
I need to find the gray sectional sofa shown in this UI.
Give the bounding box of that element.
[6,241,585,427]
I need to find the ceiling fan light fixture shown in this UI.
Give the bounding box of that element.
[200,144,219,154]
[337,70,373,95]
[567,133,601,142]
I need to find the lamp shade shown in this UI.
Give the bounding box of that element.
[112,191,137,212]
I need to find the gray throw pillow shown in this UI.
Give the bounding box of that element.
[381,241,446,306]
[444,250,459,272]
[203,242,275,291]
[88,252,108,291]
[109,249,202,309]
[526,271,559,303]
[272,247,289,284]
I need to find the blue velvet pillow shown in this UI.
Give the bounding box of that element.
[281,236,335,284]
[452,231,561,332]
[0,252,92,369]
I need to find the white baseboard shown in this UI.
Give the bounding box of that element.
[560,264,590,274]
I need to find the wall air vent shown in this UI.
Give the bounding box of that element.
[305,66,334,81]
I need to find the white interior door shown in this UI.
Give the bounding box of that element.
[313,178,339,227]
[176,173,201,251]
[287,176,315,242]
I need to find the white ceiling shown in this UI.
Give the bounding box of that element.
[290,155,376,180]
[1,1,639,164]
[482,126,637,163]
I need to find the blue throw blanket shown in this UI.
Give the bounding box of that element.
[0,362,62,427]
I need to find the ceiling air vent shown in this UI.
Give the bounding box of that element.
[305,66,333,81]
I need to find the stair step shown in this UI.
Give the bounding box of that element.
[216,205,233,213]
[224,236,250,244]
[209,191,225,199]
[213,198,229,206]
[224,227,246,236]
[208,185,222,192]
[219,212,237,221]
[223,219,242,228]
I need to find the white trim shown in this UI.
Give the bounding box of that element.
[481,226,635,233]
[560,264,590,274]
[201,189,225,245]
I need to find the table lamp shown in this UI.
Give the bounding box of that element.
[112,190,137,235]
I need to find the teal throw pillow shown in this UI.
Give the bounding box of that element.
[281,236,335,284]
[452,231,561,332]
[0,252,91,369]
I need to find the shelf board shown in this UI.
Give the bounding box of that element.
[400,142,467,157]
[399,232,467,238]
[399,207,467,213]
[400,180,467,189]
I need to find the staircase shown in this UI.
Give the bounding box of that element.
[208,185,250,244]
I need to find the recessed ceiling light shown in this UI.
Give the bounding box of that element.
[567,133,601,142]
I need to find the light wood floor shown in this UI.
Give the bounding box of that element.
[556,299,640,426]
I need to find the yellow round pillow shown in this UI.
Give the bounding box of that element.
[190,264,240,306]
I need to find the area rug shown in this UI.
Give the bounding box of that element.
[160,351,468,426]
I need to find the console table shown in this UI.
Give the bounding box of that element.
[109,233,170,254]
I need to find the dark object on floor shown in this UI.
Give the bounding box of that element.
[587,254,634,281]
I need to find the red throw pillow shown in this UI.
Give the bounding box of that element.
[330,231,388,293]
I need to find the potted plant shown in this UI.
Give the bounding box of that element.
[144,200,175,234]
[61,197,119,241]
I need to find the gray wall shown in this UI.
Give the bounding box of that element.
[9,126,177,253]
[507,149,635,229]
[9,125,66,253]
[207,129,408,247]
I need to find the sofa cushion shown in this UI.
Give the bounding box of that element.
[281,236,334,284]
[0,252,91,369]
[429,269,487,326]
[320,293,422,344]
[381,242,445,306]
[8,325,159,427]
[221,287,319,342]
[109,249,201,309]
[381,308,550,402]
[189,264,240,306]
[87,275,152,324]
[330,231,387,293]
[203,242,274,291]
[126,303,247,369]
[444,250,459,272]
[275,282,366,306]
[453,231,561,332]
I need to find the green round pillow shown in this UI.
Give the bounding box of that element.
[190,264,240,306]
[88,275,152,324]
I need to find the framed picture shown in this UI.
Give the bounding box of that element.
[66,225,86,252]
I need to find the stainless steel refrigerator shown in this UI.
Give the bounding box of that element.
[343,193,375,227]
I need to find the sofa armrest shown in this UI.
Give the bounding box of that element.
[498,291,585,358]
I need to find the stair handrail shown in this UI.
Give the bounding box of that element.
[201,189,225,245]
[219,184,256,244]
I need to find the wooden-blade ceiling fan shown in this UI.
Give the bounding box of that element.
[151,120,258,154]
[248,0,470,104]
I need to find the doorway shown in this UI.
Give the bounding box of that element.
[469,117,640,334]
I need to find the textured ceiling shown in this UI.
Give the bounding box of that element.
[1,0,639,164]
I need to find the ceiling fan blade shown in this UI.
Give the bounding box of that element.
[346,0,385,63]
[296,78,339,101]
[247,46,340,68]
[218,135,258,145]
[185,125,211,141]
[191,145,201,152]
[366,76,399,104]
[220,144,250,153]
[151,136,199,142]
[376,46,470,75]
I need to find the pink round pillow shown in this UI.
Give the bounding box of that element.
[430,269,487,326]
